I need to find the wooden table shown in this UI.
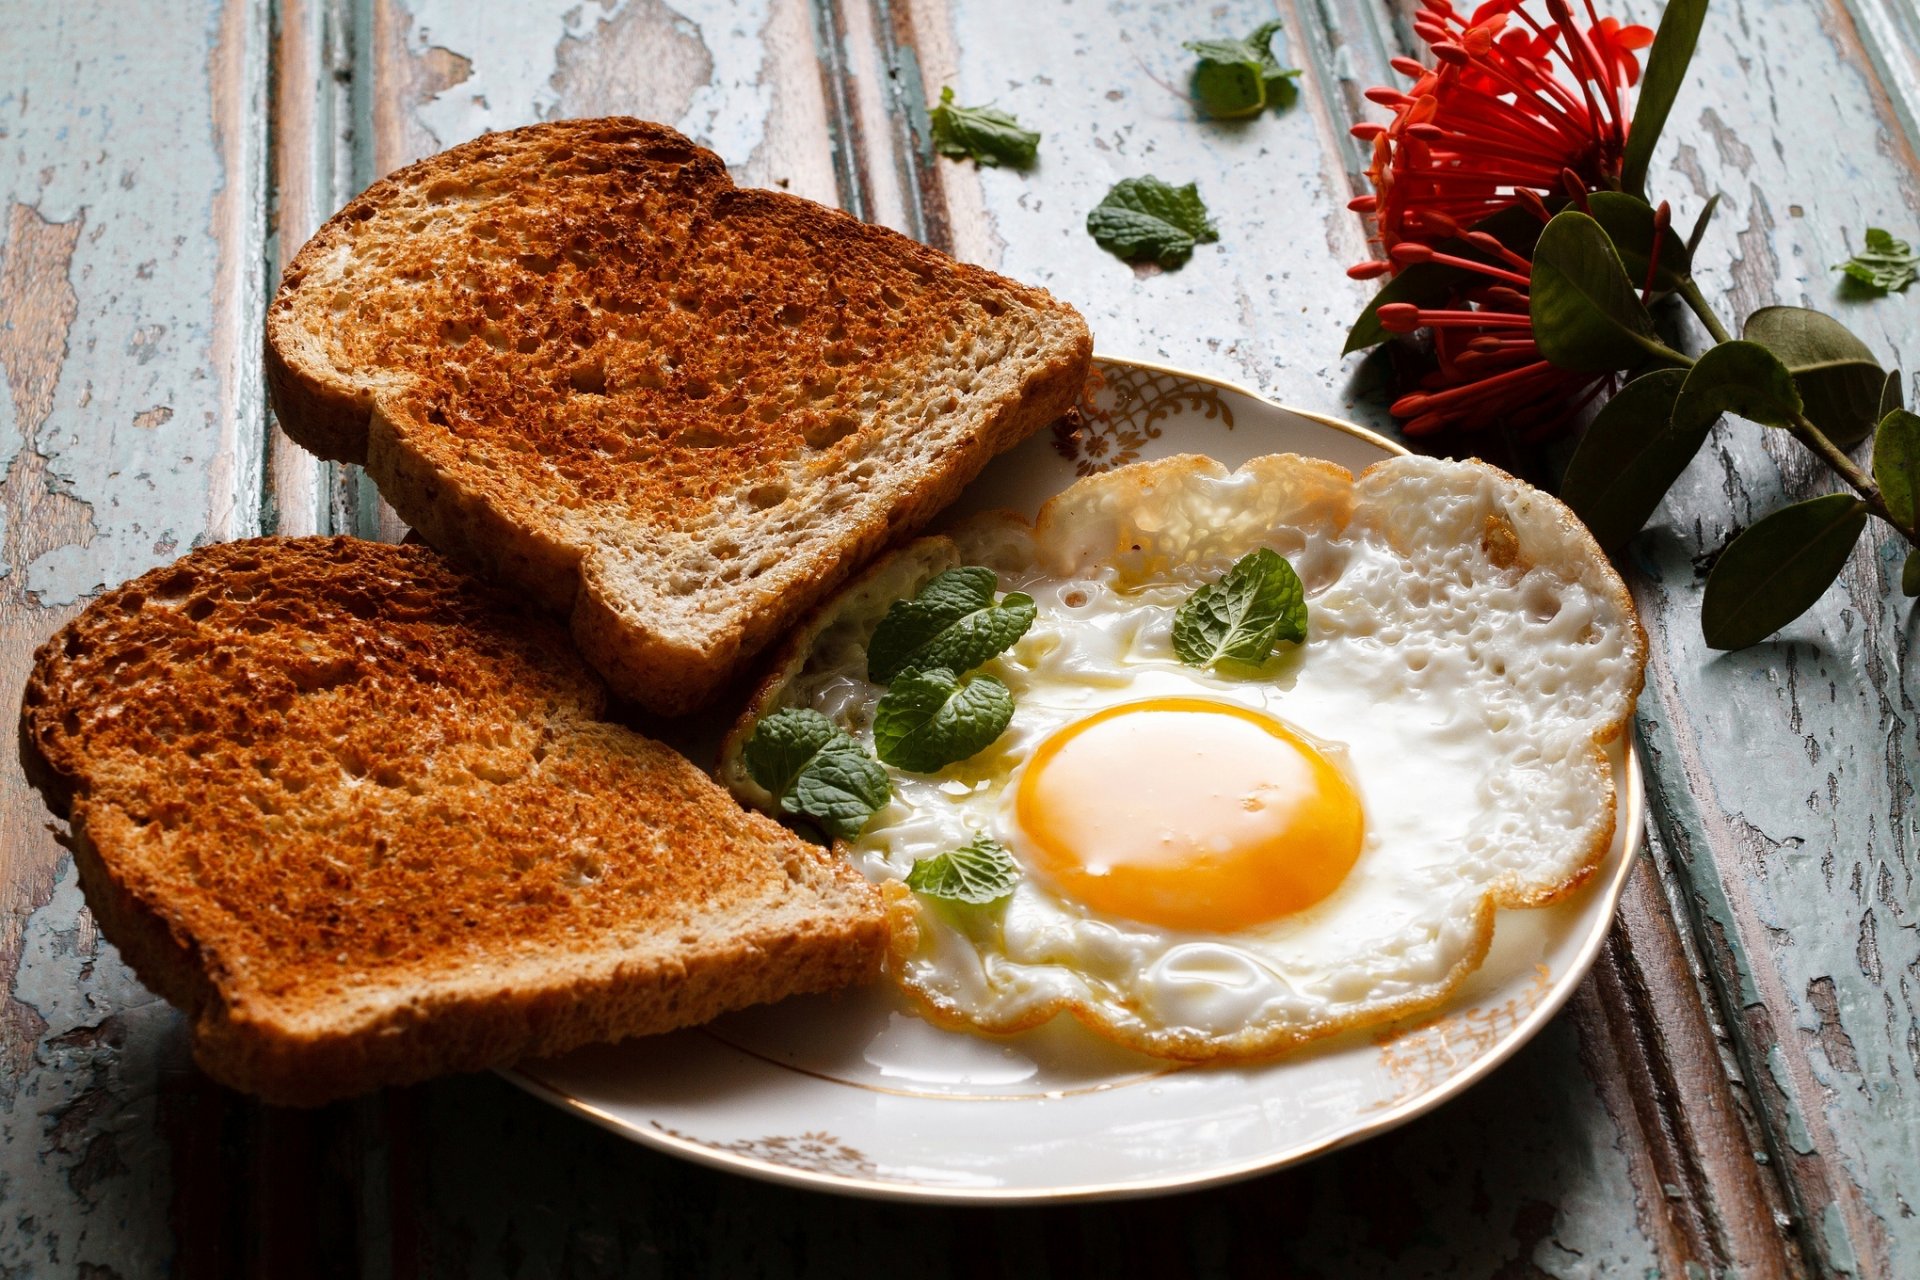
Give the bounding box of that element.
[2,1,1914,1274]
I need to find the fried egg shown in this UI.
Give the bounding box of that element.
[722,453,1645,1060]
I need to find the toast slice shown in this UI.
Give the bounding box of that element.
[266,117,1092,716]
[19,537,887,1105]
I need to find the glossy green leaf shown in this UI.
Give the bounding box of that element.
[1701,494,1867,649]
[1185,20,1298,120]
[1872,408,1920,530]
[1172,547,1307,666]
[1743,306,1885,447]
[1685,193,1722,258]
[1559,369,1691,550]
[1621,0,1710,198]
[1881,370,1905,418]
[1530,211,1683,372]
[1673,340,1803,434]
[866,566,1035,684]
[905,836,1020,905]
[1589,192,1692,293]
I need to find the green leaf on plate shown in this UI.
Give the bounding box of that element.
[1701,494,1868,649]
[1559,368,1692,551]
[743,707,892,840]
[905,835,1020,905]
[873,667,1015,773]
[1530,211,1685,372]
[1673,339,1804,433]
[1589,191,1693,294]
[928,87,1040,169]
[1872,407,1920,530]
[1172,547,1308,667]
[866,566,1036,684]
[1837,227,1920,294]
[1743,306,1885,447]
[1621,0,1710,198]
[1086,177,1219,269]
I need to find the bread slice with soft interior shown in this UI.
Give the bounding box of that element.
[19,537,887,1105]
[267,117,1092,716]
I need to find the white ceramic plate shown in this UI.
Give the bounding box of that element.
[506,356,1643,1203]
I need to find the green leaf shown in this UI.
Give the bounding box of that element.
[1559,368,1692,551]
[1881,369,1905,418]
[905,835,1020,905]
[1621,0,1710,198]
[866,566,1036,684]
[873,668,1015,772]
[1701,494,1868,649]
[1172,547,1307,667]
[1673,339,1804,432]
[1836,227,1920,293]
[1185,20,1298,120]
[1872,408,1920,530]
[928,87,1040,169]
[1686,193,1722,258]
[1087,177,1219,269]
[1529,211,1684,372]
[1588,192,1693,294]
[1904,548,1920,598]
[1743,306,1886,448]
[743,707,891,840]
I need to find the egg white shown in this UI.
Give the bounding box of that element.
[723,453,1645,1060]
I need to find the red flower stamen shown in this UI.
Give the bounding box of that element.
[1348,0,1651,440]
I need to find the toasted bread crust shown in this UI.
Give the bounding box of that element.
[267,119,1091,715]
[20,537,886,1104]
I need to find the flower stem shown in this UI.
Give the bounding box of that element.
[1677,278,1735,345]
[1787,413,1916,546]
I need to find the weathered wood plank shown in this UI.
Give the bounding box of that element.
[0,0,273,1273]
[1593,0,1920,1271]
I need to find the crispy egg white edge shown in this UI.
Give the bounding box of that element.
[716,453,1648,1059]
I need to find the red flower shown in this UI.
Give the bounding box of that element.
[1345,0,1653,438]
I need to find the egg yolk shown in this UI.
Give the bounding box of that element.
[1012,698,1364,932]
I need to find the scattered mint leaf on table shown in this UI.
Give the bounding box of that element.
[1173,548,1307,667]
[906,836,1020,905]
[873,667,1015,773]
[1837,228,1919,293]
[866,566,1035,683]
[1184,20,1301,119]
[929,87,1040,168]
[1087,177,1218,269]
[743,707,891,839]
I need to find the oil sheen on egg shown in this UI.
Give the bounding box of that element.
[727,453,1645,1061]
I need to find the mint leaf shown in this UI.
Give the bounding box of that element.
[906,835,1020,905]
[1838,228,1920,294]
[873,668,1014,773]
[1087,177,1218,269]
[866,566,1036,683]
[743,707,890,839]
[929,87,1039,169]
[1185,20,1299,119]
[1173,547,1307,667]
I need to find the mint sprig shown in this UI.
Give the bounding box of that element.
[929,87,1040,169]
[1837,228,1919,294]
[866,566,1036,684]
[1087,177,1218,269]
[906,836,1020,905]
[1184,20,1300,119]
[1172,547,1307,667]
[873,667,1015,773]
[742,707,890,840]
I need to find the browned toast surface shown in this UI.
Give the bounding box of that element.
[19,537,886,1105]
[267,118,1092,715]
